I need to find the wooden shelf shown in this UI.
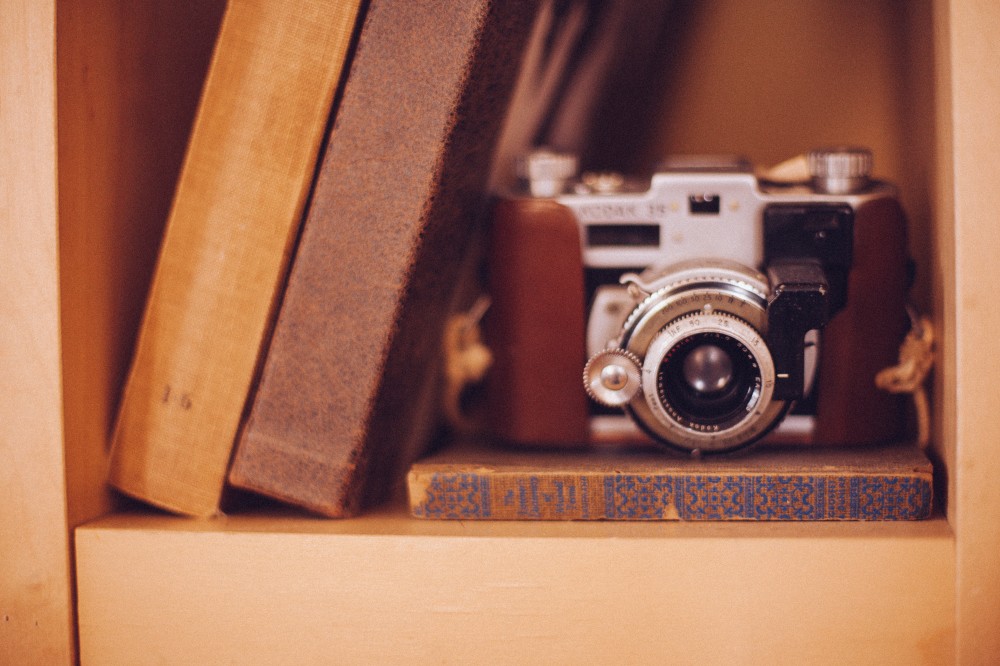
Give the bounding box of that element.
[76,509,955,664]
[4,0,1000,663]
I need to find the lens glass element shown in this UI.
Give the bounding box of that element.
[682,343,733,393]
[656,331,761,430]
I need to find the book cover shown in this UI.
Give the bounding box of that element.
[408,443,934,521]
[227,0,539,517]
[107,0,364,517]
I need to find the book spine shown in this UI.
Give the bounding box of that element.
[408,470,933,521]
[227,0,538,517]
[107,0,364,517]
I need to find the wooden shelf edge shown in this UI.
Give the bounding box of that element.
[76,504,955,541]
[75,507,956,664]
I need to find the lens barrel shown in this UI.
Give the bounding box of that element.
[611,260,792,454]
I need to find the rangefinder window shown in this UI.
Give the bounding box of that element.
[689,194,721,214]
[586,223,660,247]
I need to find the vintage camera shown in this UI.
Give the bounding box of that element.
[484,148,912,455]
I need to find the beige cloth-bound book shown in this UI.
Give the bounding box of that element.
[108,0,364,517]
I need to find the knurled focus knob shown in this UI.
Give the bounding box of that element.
[807,147,873,194]
[516,148,578,198]
[583,348,642,408]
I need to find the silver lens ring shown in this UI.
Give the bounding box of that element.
[636,312,783,453]
[620,261,769,354]
[617,261,789,454]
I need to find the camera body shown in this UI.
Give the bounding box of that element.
[485,149,911,455]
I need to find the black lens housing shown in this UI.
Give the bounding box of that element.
[655,331,762,431]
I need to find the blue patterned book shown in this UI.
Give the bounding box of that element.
[407,443,933,521]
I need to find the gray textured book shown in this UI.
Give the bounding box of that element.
[228,0,539,517]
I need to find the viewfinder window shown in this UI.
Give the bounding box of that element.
[586,224,660,247]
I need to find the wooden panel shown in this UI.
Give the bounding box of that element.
[944,0,1000,659]
[931,0,957,540]
[0,2,73,663]
[76,511,955,664]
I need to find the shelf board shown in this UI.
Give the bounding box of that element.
[80,502,955,538]
[76,508,955,664]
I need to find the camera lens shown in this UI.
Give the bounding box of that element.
[605,260,791,453]
[657,332,761,429]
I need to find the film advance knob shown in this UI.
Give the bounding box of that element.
[583,349,642,407]
[807,147,873,194]
[516,148,579,197]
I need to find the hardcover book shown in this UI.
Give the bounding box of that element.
[408,443,934,521]
[107,0,364,516]
[227,0,539,517]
